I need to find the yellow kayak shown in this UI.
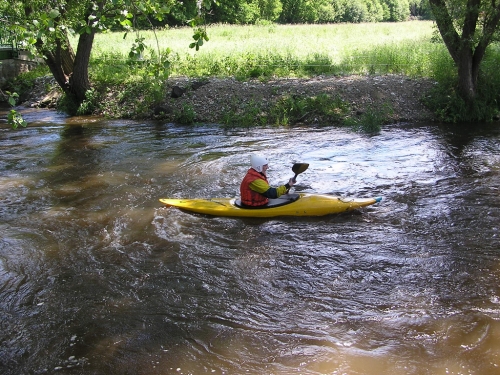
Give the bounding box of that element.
[159,193,382,218]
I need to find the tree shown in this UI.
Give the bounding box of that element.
[6,0,213,111]
[409,0,432,19]
[381,0,411,21]
[429,0,500,106]
[280,0,336,23]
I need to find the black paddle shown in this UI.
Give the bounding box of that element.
[291,163,309,182]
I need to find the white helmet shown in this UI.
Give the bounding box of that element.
[250,154,268,173]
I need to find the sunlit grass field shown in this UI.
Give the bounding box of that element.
[93,21,435,58]
[88,21,454,82]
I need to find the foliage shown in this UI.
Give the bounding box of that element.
[423,82,499,123]
[190,27,210,51]
[83,21,500,123]
[421,39,500,122]
[4,22,439,123]
[4,92,27,129]
[382,0,411,21]
[4,65,50,97]
[269,93,350,126]
[174,103,196,124]
[277,0,416,23]
[138,22,435,79]
[343,103,393,133]
[409,0,432,19]
[221,99,266,128]
[219,93,351,128]
[177,0,416,24]
[428,0,500,111]
[5,18,500,125]
[423,66,500,122]
[76,88,100,115]
[2,0,215,118]
[2,66,49,129]
[335,0,372,23]
[279,0,336,23]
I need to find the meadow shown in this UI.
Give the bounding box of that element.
[88,21,453,83]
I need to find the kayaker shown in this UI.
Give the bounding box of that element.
[240,154,295,207]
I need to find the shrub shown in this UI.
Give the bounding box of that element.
[343,103,393,132]
[174,103,196,124]
[269,93,350,126]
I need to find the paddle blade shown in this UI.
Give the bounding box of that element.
[292,163,309,176]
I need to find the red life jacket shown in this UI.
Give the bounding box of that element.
[240,168,269,206]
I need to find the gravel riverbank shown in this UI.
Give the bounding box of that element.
[23,74,437,124]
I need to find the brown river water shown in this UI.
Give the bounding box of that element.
[1,107,500,375]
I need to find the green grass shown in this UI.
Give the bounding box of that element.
[88,21,439,79]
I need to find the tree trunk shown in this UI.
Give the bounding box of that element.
[36,35,75,94]
[457,48,477,105]
[70,31,95,104]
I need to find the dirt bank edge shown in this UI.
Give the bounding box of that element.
[23,74,437,124]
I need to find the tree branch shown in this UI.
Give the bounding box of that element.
[429,0,462,63]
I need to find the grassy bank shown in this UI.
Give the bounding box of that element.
[12,21,500,126]
[84,21,448,129]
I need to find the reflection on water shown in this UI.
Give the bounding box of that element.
[1,110,500,374]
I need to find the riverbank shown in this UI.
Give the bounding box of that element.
[21,74,437,124]
[161,74,437,124]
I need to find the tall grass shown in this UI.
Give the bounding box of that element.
[88,21,440,79]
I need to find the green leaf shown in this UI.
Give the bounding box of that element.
[49,9,60,19]
[120,19,133,27]
[8,110,27,130]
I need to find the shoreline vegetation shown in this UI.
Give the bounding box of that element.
[7,22,500,129]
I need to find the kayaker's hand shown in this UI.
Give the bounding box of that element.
[288,178,295,187]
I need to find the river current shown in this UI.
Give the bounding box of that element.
[1,108,500,375]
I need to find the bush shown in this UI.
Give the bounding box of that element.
[382,0,410,21]
[423,77,500,123]
[77,89,100,115]
[174,103,196,124]
[422,42,500,122]
[343,103,393,133]
[336,0,368,23]
[3,65,50,100]
[269,93,350,126]
[280,0,335,23]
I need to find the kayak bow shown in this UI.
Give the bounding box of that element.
[159,193,382,218]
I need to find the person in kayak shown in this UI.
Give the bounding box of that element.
[240,154,295,207]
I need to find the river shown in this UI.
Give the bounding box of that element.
[1,108,500,375]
